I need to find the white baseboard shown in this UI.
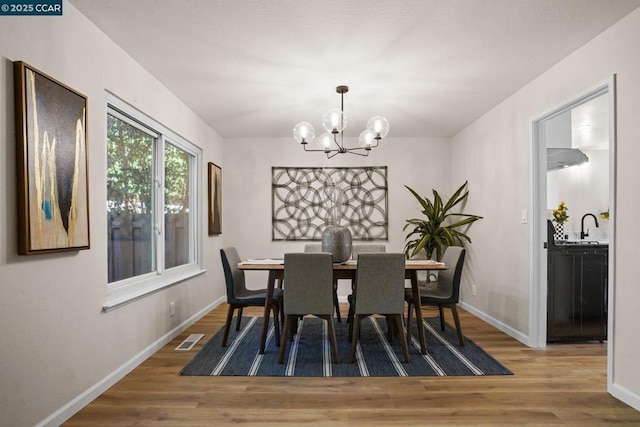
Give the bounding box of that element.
[458,301,531,346]
[37,296,225,427]
[610,381,640,412]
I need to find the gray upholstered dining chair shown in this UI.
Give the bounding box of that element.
[405,246,467,346]
[351,244,386,259]
[348,253,409,363]
[304,243,342,322]
[220,247,282,347]
[278,252,339,364]
[346,244,386,323]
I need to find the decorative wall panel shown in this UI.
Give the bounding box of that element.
[272,167,388,241]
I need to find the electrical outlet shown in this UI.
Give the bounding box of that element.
[170,301,176,317]
[521,209,528,224]
[471,285,477,296]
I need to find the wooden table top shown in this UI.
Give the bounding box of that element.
[238,259,447,271]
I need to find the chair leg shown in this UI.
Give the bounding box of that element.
[290,316,299,341]
[438,305,446,330]
[386,315,393,342]
[279,300,284,329]
[349,315,362,363]
[406,301,413,347]
[450,304,465,346]
[272,304,281,347]
[322,315,340,364]
[333,281,341,322]
[236,307,244,331]
[394,314,410,363]
[348,314,353,342]
[348,309,359,342]
[278,316,292,364]
[222,304,235,347]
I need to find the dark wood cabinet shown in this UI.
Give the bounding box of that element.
[547,245,608,342]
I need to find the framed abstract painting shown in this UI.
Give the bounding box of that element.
[208,162,222,235]
[14,61,90,255]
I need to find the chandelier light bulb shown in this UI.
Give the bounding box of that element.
[359,130,376,149]
[367,116,390,139]
[293,122,315,144]
[316,133,334,152]
[322,108,347,134]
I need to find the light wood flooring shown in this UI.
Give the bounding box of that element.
[65,304,640,426]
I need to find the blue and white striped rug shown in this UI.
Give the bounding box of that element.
[180,316,512,377]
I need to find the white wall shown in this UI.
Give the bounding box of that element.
[451,7,640,410]
[548,149,610,239]
[451,96,531,334]
[223,137,451,295]
[0,3,225,426]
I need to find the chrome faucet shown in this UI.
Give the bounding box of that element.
[580,213,599,240]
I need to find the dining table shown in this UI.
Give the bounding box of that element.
[238,258,448,355]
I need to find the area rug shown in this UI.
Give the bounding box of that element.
[180,316,512,377]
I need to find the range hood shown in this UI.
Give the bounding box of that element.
[547,148,589,171]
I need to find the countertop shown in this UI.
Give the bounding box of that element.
[552,239,609,248]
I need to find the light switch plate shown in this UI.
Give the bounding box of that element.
[521,209,528,224]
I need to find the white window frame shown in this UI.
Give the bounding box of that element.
[104,93,204,311]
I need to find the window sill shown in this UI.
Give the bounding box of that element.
[103,264,206,312]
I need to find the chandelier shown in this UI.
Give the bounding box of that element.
[293,85,390,159]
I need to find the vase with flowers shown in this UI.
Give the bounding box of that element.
[552,201,569,240]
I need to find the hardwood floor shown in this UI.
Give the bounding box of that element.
[65,304,640,426]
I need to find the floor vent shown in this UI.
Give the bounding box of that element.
[175,334,204,351]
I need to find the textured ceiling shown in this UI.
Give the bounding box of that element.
[69,0,640,138]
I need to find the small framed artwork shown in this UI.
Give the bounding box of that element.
[14,61,90,255]
[208,162,222,235]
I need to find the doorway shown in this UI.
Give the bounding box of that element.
[530,77,616,352]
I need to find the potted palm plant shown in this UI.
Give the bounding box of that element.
[403,181,483,261]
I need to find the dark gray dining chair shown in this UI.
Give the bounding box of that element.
[220,247,282,347]
[348,253,409,363]
[351,244,386,259]
[346,244,386,324]
[303,244,323,252]
[278,252,339,364]
[304,243,342,322]
[405,246,467,346]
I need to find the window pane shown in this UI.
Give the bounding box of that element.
[164,143,191,269]
[107,113,155,283]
